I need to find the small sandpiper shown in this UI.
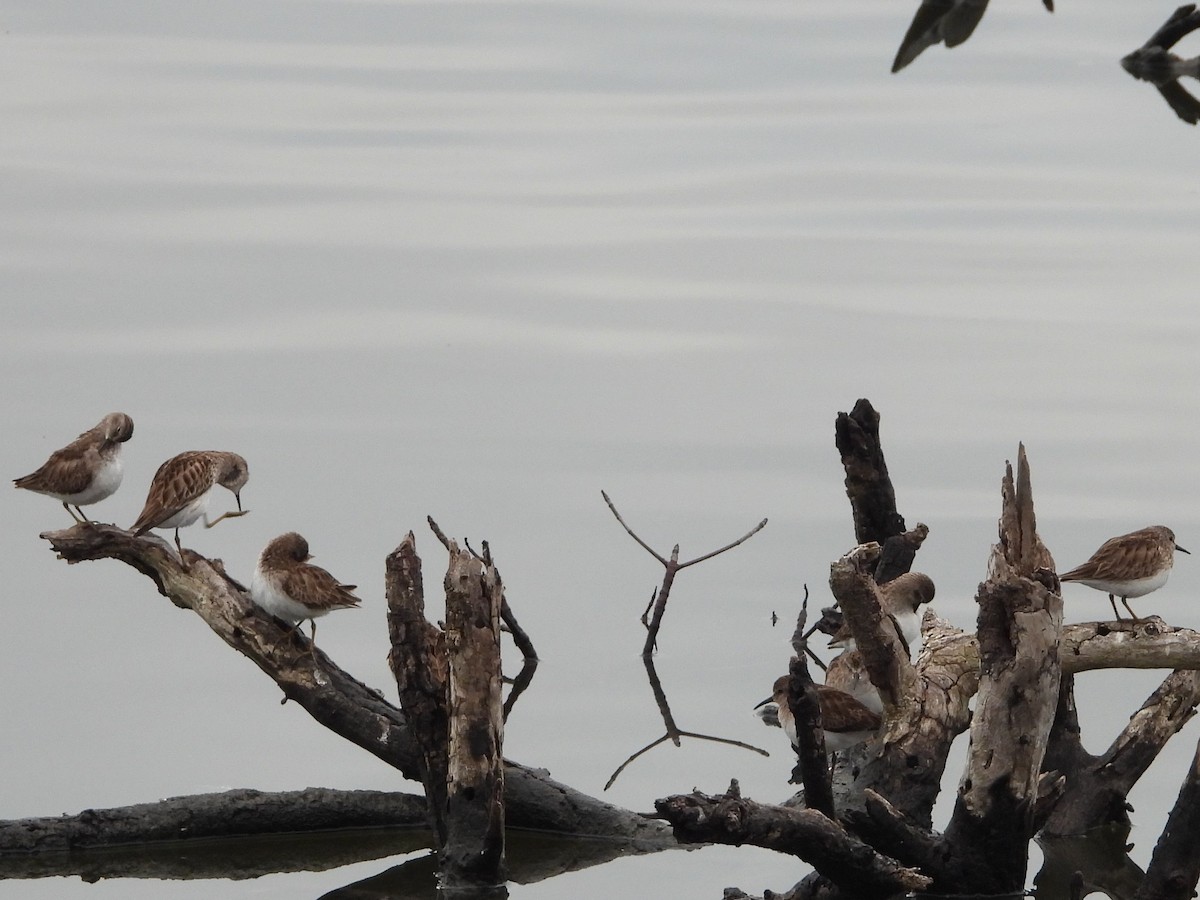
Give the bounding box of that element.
[130,450,249,564]
[1060,525,1189,622]
[756,674,882,754]
[249,532,362,657]
[828,571,936,656]
[14,412,134,523]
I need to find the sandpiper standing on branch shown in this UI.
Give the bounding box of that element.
[1060,525,1189,622]
[14,412,135,523]
[130,450,249,564]
[249,532,362,658]
[756,674,882,755]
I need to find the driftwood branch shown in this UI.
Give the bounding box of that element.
[1041,669,1200,836]
[655,781,931,898]
[34,524,674,849]
[600,490,766,655]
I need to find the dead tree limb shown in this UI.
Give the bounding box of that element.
[1135,735,1200,900]
[34,524,675,849]
[442,541,506,884]
[0,788,427,856]
[600,490,767,656]
[835,399,906,546]
[941,444,1062,895]
[654,780,931,899]
[1041,669,1200,837]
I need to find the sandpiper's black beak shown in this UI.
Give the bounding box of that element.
[754,696,773,710]
[1177,543,1190,554]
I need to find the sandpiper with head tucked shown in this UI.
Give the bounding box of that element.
[824,649,883,715]
[14,412,135,523]
[1060,525,1189,622]
[828,571,936,656]
[130,450,249,563]
[249,532,362,657]
[756,674,882,755]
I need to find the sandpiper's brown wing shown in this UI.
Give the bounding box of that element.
[15,442,96,496]
[1060,528,1168,583]
[14,418,112,495]
[816,685,882,732]
[131,451,217,533]
[281,562,363,614]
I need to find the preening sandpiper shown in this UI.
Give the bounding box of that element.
[130,450,249,563]
[14,412,134,523]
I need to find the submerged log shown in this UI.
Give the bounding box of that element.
[1136,735,1200,900]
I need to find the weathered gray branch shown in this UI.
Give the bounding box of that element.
[1135,735,1200,900]
[941,445,1062,894]
[834,399,906,546]
[33,524,674,850]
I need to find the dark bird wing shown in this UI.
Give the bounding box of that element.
[131,452,216,533]
[1060,529,1167,582]
[892,0,989,73]
[14,438,98,496]
[1157,79,1200,124]
[282,563,362,614]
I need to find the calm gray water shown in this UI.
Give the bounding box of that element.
[3,0,1200,896]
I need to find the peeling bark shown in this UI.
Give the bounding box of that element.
[442,544,506,883]
[941,446,1062,894]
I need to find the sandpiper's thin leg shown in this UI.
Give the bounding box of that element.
[309,620,320,662]
[174,528,190,571]
[1108,594,1123,621]
[63,502,86,524]
[1121,597,1141,623]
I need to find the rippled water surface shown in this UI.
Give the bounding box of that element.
[3,0,1200,896]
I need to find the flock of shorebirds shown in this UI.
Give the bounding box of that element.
[12,413,1192,755]
[759,524,1189,758]
[13,412,361,654]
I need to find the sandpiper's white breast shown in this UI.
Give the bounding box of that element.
[154,488,212,531]
[51,452,124,506]
[250,564,311,623]
[1075,569,1171,599]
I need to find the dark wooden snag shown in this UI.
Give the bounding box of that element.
[1135,736,1200,900]
[442,542,507,885]
[939,444,1062,895]
[834,399,906,546]
[386,531,450,842]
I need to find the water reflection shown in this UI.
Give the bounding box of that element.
[1035,825,1145,900]
[604,654,769,790]
[1121,4,1200,125]
[0,827,667,898]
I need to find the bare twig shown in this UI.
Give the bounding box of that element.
[601,490,767,655]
